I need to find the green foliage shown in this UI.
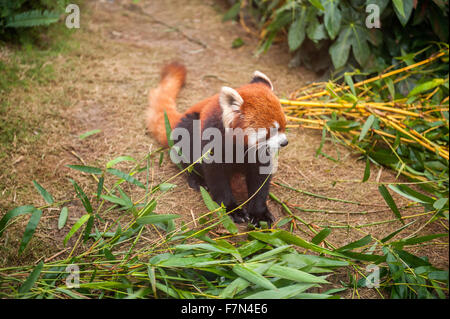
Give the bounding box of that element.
[224,0,449,73]
[0,146,447,299]
[0,0,70,43]
[287,47,449,201]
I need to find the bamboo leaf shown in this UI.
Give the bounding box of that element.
[67,165,102,175]
[388,184,434,204]
[244,283,316,299]
[232,264,277,290]
[106,156,136,169]
[107,168,145,189]
[136,214,180,225]
[311,228,331,245]
[164,111,174,148]
[32,181,54,204]
[58,207,69,230]
[100,194,132,208]
[362,157,371,182]
[336,235,372,252]
[78,129,101,140]
[19,209,43,254]
[0,206,36,237]
[64,214,90,246]
[275,230,346,258]
[359,115,375,141]
[158,183,177,192]
[408,78,445,97]
[378,185,404,224]
[18,261,44,296]
[69,179,93,214]
[266,264,329,284]
[248,245,292,262]
[200,186,220,211]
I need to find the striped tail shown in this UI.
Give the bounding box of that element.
[146,62,187,147]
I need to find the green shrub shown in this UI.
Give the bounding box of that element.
[224,0,449,74]
[0,0,70,43]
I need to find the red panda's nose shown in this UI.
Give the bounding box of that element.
[280,139,288,147]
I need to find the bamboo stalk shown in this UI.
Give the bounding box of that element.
[281,100,422,117]
[292,51,447,101]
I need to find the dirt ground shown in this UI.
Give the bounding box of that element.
[0,0,448,297]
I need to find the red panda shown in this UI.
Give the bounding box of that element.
[146,62,288,226]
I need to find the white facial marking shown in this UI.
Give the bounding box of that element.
[219,86,243,128]
[245,128,267,147]
[266,133,287,149]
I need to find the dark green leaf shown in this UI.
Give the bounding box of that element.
[69,179,93,214]
[32,180,54,204]
[107,168,145,189]
[362,157,371,182]
[392,0,414,26]
[232,264,277,290]
[337,235,372,252]
[322,0,342,39]
[0,206,36,237]
[288,7,307,51]
[309,0,324,11]
[67,165,102,175]
[19,209,43,254]
[18,261,44,296]
[232,37,245,49]
[222,2,241,21]
[64,214,90,246]
[311,228,331,245]
[378,185,404,224]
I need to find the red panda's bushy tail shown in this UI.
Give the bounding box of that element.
[146,62,187,147]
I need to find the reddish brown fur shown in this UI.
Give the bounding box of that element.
[146,62,187,146]
[233,83,286,133]
[147,63,285,147]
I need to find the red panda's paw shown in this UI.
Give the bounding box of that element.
[187,173,207,191]
[229,208,249,224]
[247,207,275,228]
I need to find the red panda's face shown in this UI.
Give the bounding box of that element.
[219,72,288,149]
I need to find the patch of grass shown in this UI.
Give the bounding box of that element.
[0,19,78,152]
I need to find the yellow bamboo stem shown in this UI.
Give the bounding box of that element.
[280,100,421,117]
[380,117,449,160]
[292,50,447,101]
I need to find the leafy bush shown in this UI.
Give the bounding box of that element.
[224,0,449,74]
[0,0,69,43]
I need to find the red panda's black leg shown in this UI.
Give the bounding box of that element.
[202,164,248,223]
[244,164,274,227]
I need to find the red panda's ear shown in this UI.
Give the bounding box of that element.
[219,86,243,128]
[251,71,273,90]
